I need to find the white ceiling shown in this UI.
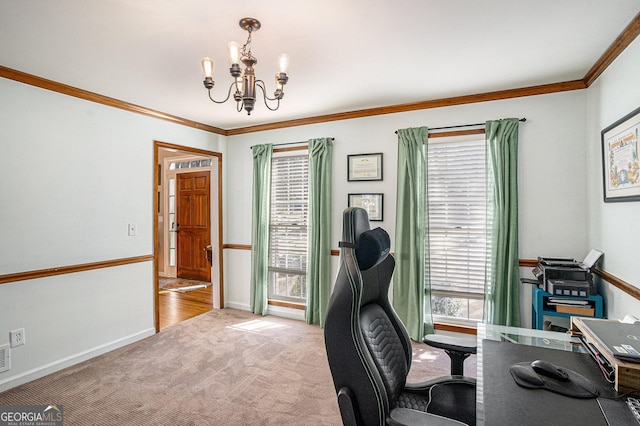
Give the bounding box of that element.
[1,0,639,130]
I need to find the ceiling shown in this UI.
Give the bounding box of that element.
[1,0,639,131]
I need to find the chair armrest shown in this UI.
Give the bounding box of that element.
[404,375,476,392]
[337,387,358,426]
[389,408,468,426]
[423,334,477,354]
[424,334,477,376]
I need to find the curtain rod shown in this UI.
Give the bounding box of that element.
[249,138,334,150]
[394,118,527,134]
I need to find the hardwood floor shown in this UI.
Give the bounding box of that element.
[158,286,213,330]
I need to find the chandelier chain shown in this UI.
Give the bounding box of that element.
[241,29,255,62]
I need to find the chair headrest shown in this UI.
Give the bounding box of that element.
[356,227,390,271]
[342,207,370,245]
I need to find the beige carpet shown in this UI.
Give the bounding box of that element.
[0,309,476,425]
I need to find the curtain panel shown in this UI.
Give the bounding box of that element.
[484,118,521,326]
[394,127,432,340]
[306,138,333,326]
[250,144,273,315]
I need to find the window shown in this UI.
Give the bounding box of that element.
[268,153,309,303]
[426,137,490,323]
[168,158,212,170]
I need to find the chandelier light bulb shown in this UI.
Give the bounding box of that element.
[201,57,214,78]
[227,42,241,65]
[278,53,289,74]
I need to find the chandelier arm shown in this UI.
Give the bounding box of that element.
[255,80,279,102]
[255,81,281,111]
[207,82,236,104]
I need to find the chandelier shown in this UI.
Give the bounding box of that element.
[200,18,289,115]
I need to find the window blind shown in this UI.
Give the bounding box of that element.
[268,154,309,300]
[427,138,489,296]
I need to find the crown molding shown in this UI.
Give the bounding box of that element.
[1,11,638,136]
[226,80,586,135]
[0,65,227,135]
[583,11,640,87]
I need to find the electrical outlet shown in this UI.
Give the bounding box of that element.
[10,328,25,348]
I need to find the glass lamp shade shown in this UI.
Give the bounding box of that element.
[278,53,289,73]
[201,57,214,78]
[227,42,241,65]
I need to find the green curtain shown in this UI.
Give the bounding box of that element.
[394,127,432,340]
[250,144,273,315]
[484,119,521,326]
[306,138,333,326]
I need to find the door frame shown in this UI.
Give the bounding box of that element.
[153,140,223,332]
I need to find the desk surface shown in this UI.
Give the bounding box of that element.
[476,324,635,425]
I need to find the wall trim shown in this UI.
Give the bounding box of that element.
[269,299,305,311]
[226,81,587,135]
[594,267,640,301]
[0,65,226,135]
[0,65,584,136]
[222,243,251,250]
[434,322,477,335]
[223,248,639,303]
[518,259,538,268]
[0,255,154,285]
[583,11,640,86]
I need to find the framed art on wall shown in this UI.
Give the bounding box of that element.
[347,153,383,181]
[348,193,383,221]
[601,106,640,202]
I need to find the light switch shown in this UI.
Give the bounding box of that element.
[128,223,137,236]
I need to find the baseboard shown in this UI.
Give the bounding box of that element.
[267,304,306,321]
[225,301,306,321]
[225,301,251,312]
[0,327,155,392]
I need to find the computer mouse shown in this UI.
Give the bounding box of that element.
[510,364,545,388]
[531,359,569,381]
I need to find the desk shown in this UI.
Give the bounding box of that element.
[476,324,635,425]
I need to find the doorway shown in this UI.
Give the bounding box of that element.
[153,141,223,332]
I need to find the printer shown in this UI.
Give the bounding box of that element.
[530,250,603,297]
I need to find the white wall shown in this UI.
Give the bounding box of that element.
[586,36,640,320]
[0,78,224,390]
[224,90,590,326]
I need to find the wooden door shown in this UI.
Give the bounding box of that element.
[176,171,211,281]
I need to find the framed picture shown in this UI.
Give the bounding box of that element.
[601,106,640,202]
[347,153,383,181]
[348,193,383,221]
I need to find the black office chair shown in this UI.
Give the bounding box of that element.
[324,208,476,426]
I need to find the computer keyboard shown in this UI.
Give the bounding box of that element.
[628,397,640,424]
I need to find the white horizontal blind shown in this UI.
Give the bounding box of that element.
[427,138,488,297]
[268,154,309,301]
